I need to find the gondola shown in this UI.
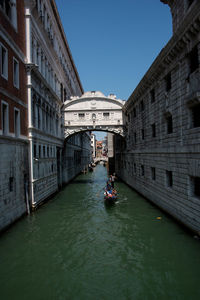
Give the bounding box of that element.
[104,190,117,205]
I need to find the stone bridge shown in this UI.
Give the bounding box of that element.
[63,91,125,138]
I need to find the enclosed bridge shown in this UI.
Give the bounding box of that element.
[63,91,125,138]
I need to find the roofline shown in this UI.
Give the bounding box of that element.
[50,0,84,94]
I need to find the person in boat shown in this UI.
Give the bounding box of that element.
[106,180,112,191]
[112,189,117,196]
[110,173,115,188]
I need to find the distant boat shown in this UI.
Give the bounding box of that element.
[104,189,117,205]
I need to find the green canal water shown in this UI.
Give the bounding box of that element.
[0,165,200,300]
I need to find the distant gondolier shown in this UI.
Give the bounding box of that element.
[110,173,115,188]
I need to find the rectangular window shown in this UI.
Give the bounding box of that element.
[78,113,85,119]
[165,72,171,92]
[1,44,8,79]
[38,145,41,158]
[193,177,200,197]
[134,132,137,144]
[188,0,195,8]
[33,144,37,158]
[133,107,136,118]
[191,103,200,128]
[2,101,9,135]
[189,45,199,74]
[14,108,20,137]
[0,1,11,19]
[141,165,144,176]
[167,115,173,134]
[60,83,63,102]
[151,167,156,180]
[43,145,46,157]
[9,177,14,192]
[140,100,144,112]
[151,123,156,137]
[103,112,110,119]
[141,129,145,140]
[166,170,173,187]
[134,163,136,174]
[150,88,155,103]
[13,58,19,88]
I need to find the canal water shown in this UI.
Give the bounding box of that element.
[0,165,200,300]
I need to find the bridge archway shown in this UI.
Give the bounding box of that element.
[63,91,125,139]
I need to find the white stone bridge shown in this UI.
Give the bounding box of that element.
[63,91,125,138]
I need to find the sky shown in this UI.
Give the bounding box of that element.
[55,0,172,140]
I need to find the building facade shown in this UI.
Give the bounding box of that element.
[0,0,92,232]
[116,0,200,234]
[0,0,29,231]
[62,132,92,182]
[91,133,96,161]
[24,0,85,208]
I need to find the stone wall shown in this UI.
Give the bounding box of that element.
[0,138,29,231]
[62,132,91,184]
[116,0,200,234]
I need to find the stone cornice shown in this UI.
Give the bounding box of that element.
[63,97,124,109]
[160,0,173,7]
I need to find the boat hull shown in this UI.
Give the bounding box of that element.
[104,195,117,205]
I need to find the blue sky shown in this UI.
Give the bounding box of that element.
[55,0,172,139]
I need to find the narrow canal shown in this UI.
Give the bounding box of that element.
[0,165,200,300]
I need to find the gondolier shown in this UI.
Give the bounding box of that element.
[110,173,115,188]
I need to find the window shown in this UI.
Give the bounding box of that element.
[166,114,173,134]
[150,88,155,103]
[133,107,136,118]
[64,88,67,101]
[1,44,8,79]
[165,72,171,92]
[191,103,200,128]
[141,165,144,176]
[103,112,110,119]
[166,170,173,187]
[188,0,195,8]
[134,163,136,174]
[78,113,85,119]
[14,108,20,137]
[134,132,137,144]
[151,123,156,137]
[0,0,11,19]
[191,177,200,197]
[9,177,14,192]
[141,129,145,140]
[1,101,9,135]
[151,167,156,180]
[92,113,96,119]
[0,0,17,29]
[43,145,46,157]
[33,144,37,158]
[38,145,41,158]
[60,83,63,102]
[13,58,19,88]
[189,45,199,74]
[140,100,144,112]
